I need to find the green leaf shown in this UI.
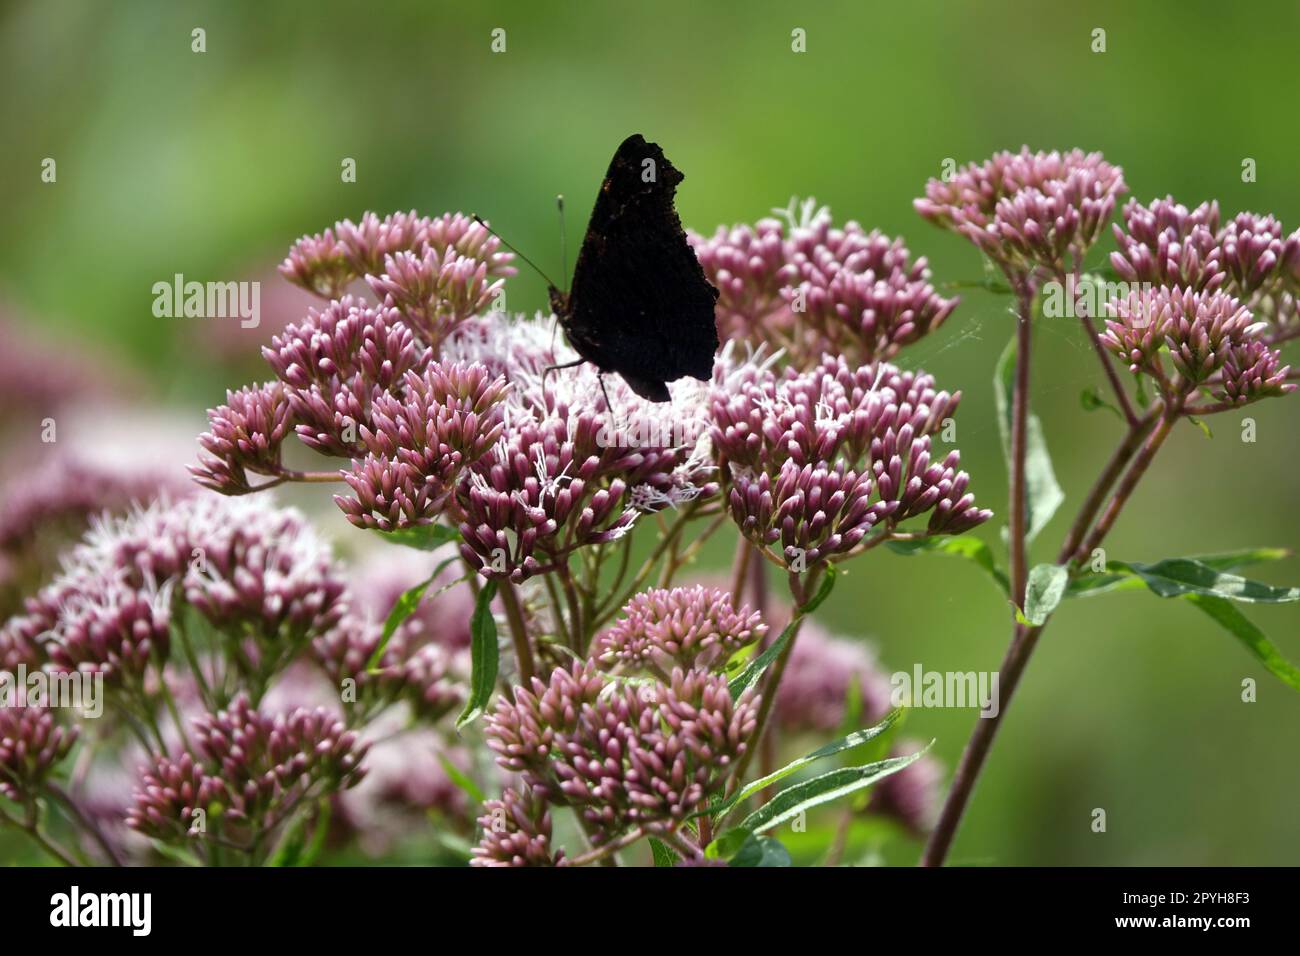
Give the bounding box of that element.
[437,751,485,804]
[705,827,752,859]
[1186,415,1213,439]
[1183,594,1300,692]
[1067,548,1292,599]
[995,335,1065,544]
[373,523,461,552]
[1066,570,1144,598]
[799,564,838,615]
[1188,548,1291,572]
[1022,563,1069,625]
[729,833,792,867]
[268,800,329,867]
[456,580,500,729]
[1119,558,1300,604]
[367,556,462,671]
[738,749,926,835]
[726,568,837,701]
[887,536,1009,595]
[649,838,679,867]
[1080,386,1122,419]
[728,620,795,701]
[709,711,902,823]
[149,841,203,867]
[299,799,331,867]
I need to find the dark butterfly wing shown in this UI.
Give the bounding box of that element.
[558,134,719,402]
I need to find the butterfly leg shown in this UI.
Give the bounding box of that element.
[597,373,617,419]
[541,357,586,406]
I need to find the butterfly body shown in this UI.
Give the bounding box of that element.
[549,134,719,402]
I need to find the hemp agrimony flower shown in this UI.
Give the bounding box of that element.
[691,199,957,365]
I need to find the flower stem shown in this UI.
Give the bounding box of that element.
[1066,267,1139,428]
[498,579,536,687]
[729,539,753,602]
[921,400,1182,866]
[1076,399,1182,559]
[1057,405,1160,563]
[0,803,80,866]
[47,784,125,866]
[1008,288,1034,610]
[568,825,644,866]
[726,568,814,797]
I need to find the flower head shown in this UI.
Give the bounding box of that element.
[5,495,352,689]
[262,296,429,457]
[278,227,352,299]
[1110,196,1224,291]
[712,354,989,566]
[485,661,758,844]
[0,456,188,614]
[691,200,956,364]
[191,382,294,493]
[366,247,503,349]
[1217,211,1300,296]
[916,147,1126,278]
[281,210,515,300]
[124,751,226,840]
[1101,287,1291,402]
[690,215,797,344]
[595,585,767,674]
[456,408,683,581]
[472,785,563,867]
[311,616,464,722]
[128,694,368,839]
[336,362,509,531]
[1216,339,1294,406]
[0,707,78,801]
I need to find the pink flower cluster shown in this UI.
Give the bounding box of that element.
[915,147,1127,279]
[691,199,958,365]
[712,354,989,568]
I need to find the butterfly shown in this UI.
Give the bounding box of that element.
[547,134,720,403]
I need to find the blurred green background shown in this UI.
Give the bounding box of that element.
[2,0,1298,865]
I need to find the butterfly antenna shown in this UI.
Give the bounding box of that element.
[557,195,568,294]
[471,214,560,289]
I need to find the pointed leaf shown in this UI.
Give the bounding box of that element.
[738,749,926,834]
[888,536,1009,595]
[1187,548,1292,573]
[709,710,902,823]
[367,556,462,671]
[799,564,838,615]
[729,833,792,867]
[456,580,500,729]
[728,620,795,701]
[1022,563,1069,625]
[437,751,485,805]
[704,827,752,859]
[1080,386,1122,419]
[1184,594,1300,692]
[1122,558,1300,603]
[374,523,461,552]
[649,838,679,867]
